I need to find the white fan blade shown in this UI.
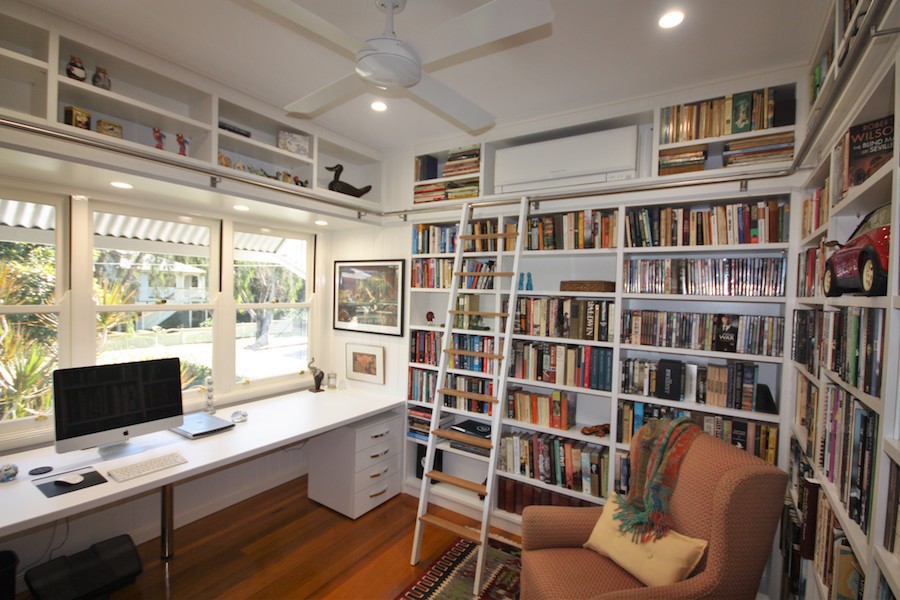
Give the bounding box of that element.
[243,0,367,55]
[407,73,494,132]
[284,73,367,115]
[410,0,554,66]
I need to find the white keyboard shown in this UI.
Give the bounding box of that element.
[107,452,188,483]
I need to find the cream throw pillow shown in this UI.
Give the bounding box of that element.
[583,493,708,587]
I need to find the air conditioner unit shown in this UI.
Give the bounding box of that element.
[493,126,638,194]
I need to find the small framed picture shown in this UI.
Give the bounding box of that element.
[346,344,384,384]
[97,119,123,139]
[277,130,311,157]
[64,106,91,130]
[334,259,404,336]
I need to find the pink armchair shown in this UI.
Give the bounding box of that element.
[520,431,788,599]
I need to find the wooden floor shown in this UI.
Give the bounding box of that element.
[105,477,477,599]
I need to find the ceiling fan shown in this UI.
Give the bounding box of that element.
[247,0,554,133]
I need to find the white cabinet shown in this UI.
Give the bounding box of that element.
[307,411,403,519]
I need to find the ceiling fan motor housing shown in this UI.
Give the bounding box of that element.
[355,36,421,88]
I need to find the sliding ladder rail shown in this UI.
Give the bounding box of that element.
[410,197,530,595]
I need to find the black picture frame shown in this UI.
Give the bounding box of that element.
[333,259,404,336]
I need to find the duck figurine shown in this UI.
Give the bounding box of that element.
[325,164,371,197]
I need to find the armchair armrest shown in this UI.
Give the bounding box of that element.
[521,505,603,551]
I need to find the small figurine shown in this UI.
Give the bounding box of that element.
[308,358,325,393]
[92,67,111,90]
[426,311,435,323]
[153,128,165,150]
[176,133,188,156]
[293,176,309,187]
[325,164,371,197]
[0,464,18,482]
[66,55,86,81]
[526,272,533,290]
[518,273,525,290]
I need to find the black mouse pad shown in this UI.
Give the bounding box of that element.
[35,470,108,498]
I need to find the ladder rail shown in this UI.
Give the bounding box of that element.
[472,196,529,591]
[411,202,476,564]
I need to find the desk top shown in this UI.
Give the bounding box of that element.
[0,389,403,540]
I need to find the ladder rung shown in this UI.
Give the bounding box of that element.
[458,232,518,240]
[454,271,515,277]
[449,310,509,318]
[437,388,500,404]
[419,514,482,543]
[426,470,488,495]
[444,348,504,360]
[433,427,493,449]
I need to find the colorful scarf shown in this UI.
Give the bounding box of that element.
[613,417,702,542]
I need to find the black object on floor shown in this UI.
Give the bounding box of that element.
[0,550,18,600]
[24,534,142,600]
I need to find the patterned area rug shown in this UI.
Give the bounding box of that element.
[397,538,521,600]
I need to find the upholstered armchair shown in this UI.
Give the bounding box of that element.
[520,430,788,599]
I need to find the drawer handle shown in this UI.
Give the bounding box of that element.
[370,429,390,439]
[369,467,389,479]
[370,449,389,459]
[369,487,387,498]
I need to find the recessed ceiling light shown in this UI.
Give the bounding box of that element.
[110,181,133,189]
[315,219,329,226]
[371,101,387,112]
[659,10,684,29]
[233,205,250,211]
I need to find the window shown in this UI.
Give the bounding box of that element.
[0,196,61,421]
[233,229,312,382]
[93,210,214,390]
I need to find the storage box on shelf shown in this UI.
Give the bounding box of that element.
[0,13,48,120]
[657,83,796,176]
[57,37,213,160]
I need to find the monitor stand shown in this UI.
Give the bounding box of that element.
[97,440,147,461]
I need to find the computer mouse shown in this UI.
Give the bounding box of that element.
[55,474,84,485]
[231,410,248,423]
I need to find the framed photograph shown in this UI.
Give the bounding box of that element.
[346,344,384,384]
[333,259,404,336]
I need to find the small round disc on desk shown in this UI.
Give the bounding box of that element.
[29,466,52,476]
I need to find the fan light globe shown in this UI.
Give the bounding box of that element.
[356,37,421,87]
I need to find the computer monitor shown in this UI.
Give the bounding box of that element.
[53,358,185,460]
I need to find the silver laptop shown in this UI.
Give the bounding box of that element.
[171,412,235,439]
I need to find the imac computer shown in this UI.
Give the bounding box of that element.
[53,358,185,460]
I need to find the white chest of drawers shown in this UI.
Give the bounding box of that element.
[307,410,403,519]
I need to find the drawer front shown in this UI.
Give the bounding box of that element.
[353,454,400,491]
[354,415,402,451]
[353,434,402,472]
[352,473,401,517]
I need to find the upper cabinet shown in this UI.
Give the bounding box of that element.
[0,9,382,206]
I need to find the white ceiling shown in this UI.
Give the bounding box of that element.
[22,0,829,152]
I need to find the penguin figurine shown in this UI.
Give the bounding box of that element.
[325,164,371,197]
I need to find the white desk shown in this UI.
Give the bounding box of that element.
[0,389,403,556]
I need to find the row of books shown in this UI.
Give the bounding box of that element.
[441,373,495,413]
[658,86,789,144]
[810,44,833,106]
[830,114,894,205]
[497,430,608,498]
[622,256,787,297]
[792,309,823,376]
[812,490,866,599]
[620,358,775,413]
[509,341,614,391]
[823,306,885,396]
[620,310,785,357]
[617,402,691,445]
[883,460,900,557]
[406,406,452,442]
[504,387,577,431]
[795,375,820,459]
[407,367,495,415]
[624,198,789,248]
[413,177,480,203]
[414,154,439,182]
[411,219,506,255]
[446,333,499,372]
[442,144,481,177]
[722,131,794,167]
[525,210,617,250]
[817,384,878,534]
[797,242,827,298]
[511,297,615,342]
[411,257,453,289]
[410,330,441,366]
[658,144,707,176]
[458,258,498,289]
[699,414,778,464]
[495,477,598,516]
[801,184,830,238]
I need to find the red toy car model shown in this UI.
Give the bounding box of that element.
[824,202,891,296]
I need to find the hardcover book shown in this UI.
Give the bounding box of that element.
[450,418,491,438]
[731,93,753,133]
[713,314,739,353]
[848,114,894,186]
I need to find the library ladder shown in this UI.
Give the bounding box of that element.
[410,196,529,595]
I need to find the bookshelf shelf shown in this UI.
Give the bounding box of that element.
[884,437,900,466]
[830,159,894,218]
[792,361,819,387]
[796,296,826,306]
[826,294,890,309]
[816,467,871,573]
[621,242,789,254]
[799,223,829,247]
[873,546,900,598]
[520,289,617,300]
[621,293,785,304]
[618,344,784,364]
[504,418,612,447]
[498,470,602,505]
[506,376,612,398]
[821,367,884,414]
[511,333,614,348]
[657,124,797,152]
[618,392,781,424]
